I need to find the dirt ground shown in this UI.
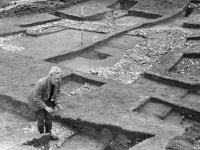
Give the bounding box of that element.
[1,0,200,150]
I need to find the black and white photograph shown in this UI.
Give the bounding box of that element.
[0,0,199,150]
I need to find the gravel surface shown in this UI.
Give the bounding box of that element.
[90,29,188,84]
[0,33,25,52]
[27,19,128,34]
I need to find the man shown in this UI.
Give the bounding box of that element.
[28,66,63,141]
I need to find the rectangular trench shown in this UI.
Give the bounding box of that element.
[50,118,155,150]
[62,73,105,96]
[0,93,155,150]
[133,97,200,126]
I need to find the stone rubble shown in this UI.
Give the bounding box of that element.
[27,19,128,34]
[0,33,25,52]
[170,40,200,75]
[183,40,200,49]
[0,18,126,53]
[89,29,188,84]
[0,0,65,18]
[28,25,65,34]
[68,82,97,96]
[172,57,200,75]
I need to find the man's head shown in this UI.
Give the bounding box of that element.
[49,66,63,85]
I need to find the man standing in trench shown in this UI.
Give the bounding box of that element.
[28,66,63,141]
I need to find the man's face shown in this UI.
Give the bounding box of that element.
[50,74,62,85]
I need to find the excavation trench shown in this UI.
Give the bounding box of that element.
[80,51,111,60]
[61,73,105,96]
[134,97,200,126]
[53,0,133,22]
[0,93,154,150]
[45,35,144,73]
[22,117,154,150]
[0,74,154,150]
[170,53,200,77]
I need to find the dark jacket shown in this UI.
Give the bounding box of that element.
[28,76,61,112]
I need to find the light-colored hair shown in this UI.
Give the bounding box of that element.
[48,66,63,77]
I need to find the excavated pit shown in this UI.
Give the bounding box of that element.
[59,124,154,150]
[170,53,200,76]
[119,0,137,10]
[45,35,144,73]
[133,97,200,126]
[45,46,101,63]
[107,0,120,9]
[62,73,105,96]
[53,0,133,22]
[22,119,154,150]
[53,1,113,21]
[0,90,155,150]
[0,95,154,150]
[80,50,111,60]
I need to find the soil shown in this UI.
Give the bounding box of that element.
[1,0,200,150]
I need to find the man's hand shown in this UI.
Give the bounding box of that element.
[45,106,54,113]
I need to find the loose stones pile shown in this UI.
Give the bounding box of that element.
[171,57,200,75]
[19,121,76,150]
[0,33,25,52]
[0,1,65,18]
[27,25,66,34]
[90,29,188,84]
[27,19,127,34]
[183,40,200,49]
[68,83,97,96]
[171,40,200,75]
